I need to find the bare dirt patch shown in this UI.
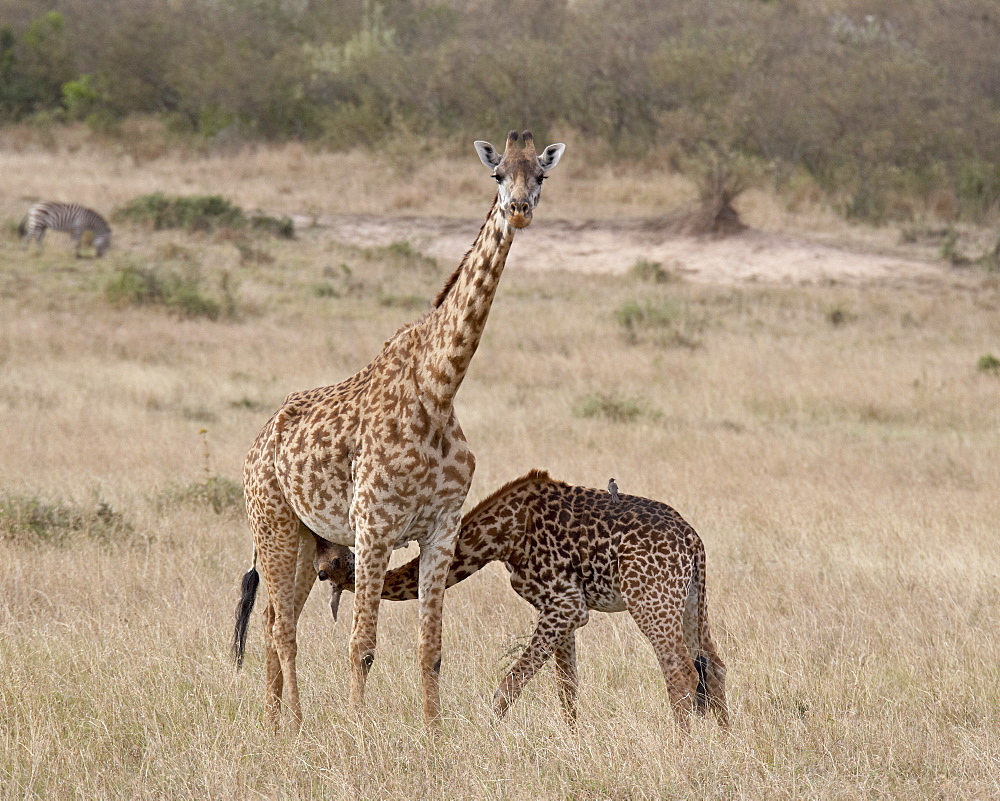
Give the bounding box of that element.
[305,214,948,287]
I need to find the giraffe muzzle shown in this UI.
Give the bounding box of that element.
[507,201,532,229]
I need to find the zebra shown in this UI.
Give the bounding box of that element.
[19,201,112,258]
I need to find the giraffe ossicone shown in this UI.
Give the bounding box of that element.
[232,131,565,732]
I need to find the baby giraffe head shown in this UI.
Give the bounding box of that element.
[313,539,355,622]
[475,130,565,229]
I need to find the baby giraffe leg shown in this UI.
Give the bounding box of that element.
[553,633,580,727]
[494,590,586,720]
[629,607,699,731]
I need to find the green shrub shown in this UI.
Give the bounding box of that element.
[365,240,438,272]
[615,297,703,348]
[105,264,169,306]
[976,354,1000,373]
[376,292,427,310]
[61,73,99,120]
[826,306,856,327]
[105,264,234,320]
[957,162,1000,221]
[574,392,660,424]
[113,193,246,232]
[157,476,244,515]
[616,298,679,332]
[0,495,133,546]
[630,259,675,284]
[249,214,295,239]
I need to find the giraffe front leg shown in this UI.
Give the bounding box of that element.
[553,633,580,727]
[493,603,581,720]
[347,525,392,719]
[416,518,461,727]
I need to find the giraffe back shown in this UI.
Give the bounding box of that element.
[486,475,703,614]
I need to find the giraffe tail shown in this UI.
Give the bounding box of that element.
[685,541,729,726]
[231,550,260,670]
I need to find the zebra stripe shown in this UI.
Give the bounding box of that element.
[20,201,112,257]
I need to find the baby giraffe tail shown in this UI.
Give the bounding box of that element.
[231,551,260,670]
[684,542,729,728]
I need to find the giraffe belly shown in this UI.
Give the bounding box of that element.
[298,505,356,546]
[589,594,627,613]
[584,566,627,612]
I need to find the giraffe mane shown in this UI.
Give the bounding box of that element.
[462,468,565,523]
[433,195,501,308]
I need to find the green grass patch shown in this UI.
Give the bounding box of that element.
[0,495,133,546]
[615,297,702,348]
[364,240,438,272]
[105,264,239,320]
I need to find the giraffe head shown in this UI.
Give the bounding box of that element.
[313,539,355,622]
[475,130,565,229]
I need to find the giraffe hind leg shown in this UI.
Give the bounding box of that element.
[623,583,698,729]
[694,644,728,729]
[251,512,308,732]
[694,654,709,715]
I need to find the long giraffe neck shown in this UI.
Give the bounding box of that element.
[414,197,513,411]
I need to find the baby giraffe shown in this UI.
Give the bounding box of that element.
[315,470,728,730]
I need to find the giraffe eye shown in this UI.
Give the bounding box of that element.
[492,174,502,183]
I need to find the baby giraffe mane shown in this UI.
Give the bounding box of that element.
[462,468,565,523]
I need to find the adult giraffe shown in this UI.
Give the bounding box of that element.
[232,130,565,732]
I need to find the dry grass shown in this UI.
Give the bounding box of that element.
[2,137,1000,799]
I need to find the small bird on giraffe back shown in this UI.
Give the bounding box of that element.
[608,478,620,503]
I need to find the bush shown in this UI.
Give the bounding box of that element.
[678,147,759,236]
[113,193,246,232]
[976,354,1000,374]
[249,214,294,239]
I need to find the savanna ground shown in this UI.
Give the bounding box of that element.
[2,133,999,799]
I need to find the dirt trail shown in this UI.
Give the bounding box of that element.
[304,214,947,287]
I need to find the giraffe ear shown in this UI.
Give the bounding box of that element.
[537,143,565,172]
[475,140,502,169]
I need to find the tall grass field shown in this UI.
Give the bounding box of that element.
[1,139,999,799]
